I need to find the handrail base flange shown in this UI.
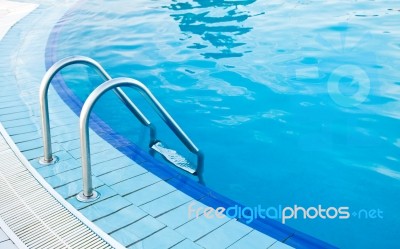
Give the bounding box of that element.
[76,190,100,203]
[38,155,59,166]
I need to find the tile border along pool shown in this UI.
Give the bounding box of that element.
[0,0,336,248]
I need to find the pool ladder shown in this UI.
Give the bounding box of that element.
[39,56,204,202]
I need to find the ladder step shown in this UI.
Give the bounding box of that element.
[151,141,196,174]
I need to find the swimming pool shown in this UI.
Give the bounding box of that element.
[48,0,400,248]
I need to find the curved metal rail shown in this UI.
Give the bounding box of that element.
[39,56,155,165]
[77,77,204,201]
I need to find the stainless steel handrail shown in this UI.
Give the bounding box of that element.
[77,77,204,201]
[39,56,155,165]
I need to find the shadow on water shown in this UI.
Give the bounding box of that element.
[165,0,260,59]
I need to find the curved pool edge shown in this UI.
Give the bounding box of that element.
[45,2,337,249]
[0,122,125,249]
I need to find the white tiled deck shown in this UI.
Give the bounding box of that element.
[0,0,38,40]
[0,1,298,248]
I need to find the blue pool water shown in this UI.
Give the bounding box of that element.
[50,0,400,248]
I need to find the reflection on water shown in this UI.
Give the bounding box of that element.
[166,0,261,59]
[54,1,400,248]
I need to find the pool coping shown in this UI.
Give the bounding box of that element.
[45,1,337,249]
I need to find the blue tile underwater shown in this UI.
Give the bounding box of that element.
[55,176,104,199]
[171,239,203,249]
[0,106,28,116]
[68,140,112,159]
[2,117,33,128]
[98,164,147,186]
[50,123,80,137]
[140,190,192,217]
[0,110,31,122]
[157,200,207,229]
[94,205,147,234]
[227,230,276,249]
[196,219,252,249]
[59,137,83,151]
[68,185,118,210]
[15,138,42,152]
[111,216,166,247]
[36,157,80,178]
[7,124,38,136]
[90,149,125,165]
[11,131,41,144]
[124,180,175,206]
[175,210,230,241]
[0,100,28,111]
[92,156,137,176]
[80,195,131,221]
[269,241,295,249]
[111,173,162,196]
[135,227,184,249]
[45,167,83,188]
[23,147,53,161]
[48,150,74,164]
